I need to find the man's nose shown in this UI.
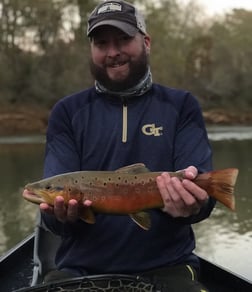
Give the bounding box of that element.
[106,42,120,57]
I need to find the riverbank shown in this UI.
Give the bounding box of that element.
[0,106,49,135]
[0,106,252,135]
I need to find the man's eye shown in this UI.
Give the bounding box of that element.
[121,35,132,41]
[94,39,107,46]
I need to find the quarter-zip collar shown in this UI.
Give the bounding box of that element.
[95,68,152,144]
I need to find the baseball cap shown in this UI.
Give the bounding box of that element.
[87,0,147,37]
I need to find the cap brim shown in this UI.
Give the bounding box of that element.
[87,20,138,37]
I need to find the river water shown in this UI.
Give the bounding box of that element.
[0,127,251,281]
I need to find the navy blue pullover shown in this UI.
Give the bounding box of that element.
[42,83,214,276]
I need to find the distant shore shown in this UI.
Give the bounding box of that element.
[0,106,252,136]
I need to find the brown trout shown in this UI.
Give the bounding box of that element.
[23,163,238,230]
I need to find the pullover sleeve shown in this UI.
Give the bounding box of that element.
[43,101,81,177]
[173,92,215,223]
[41,100,84,236]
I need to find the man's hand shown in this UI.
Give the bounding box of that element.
[156,166,209,217]
[39,195,92,223]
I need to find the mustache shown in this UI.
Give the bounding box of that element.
[105,57,129,67]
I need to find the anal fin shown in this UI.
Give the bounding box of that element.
[79,207,96,224]
[130,212,151,230]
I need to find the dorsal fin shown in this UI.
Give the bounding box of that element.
[116,163,150,174]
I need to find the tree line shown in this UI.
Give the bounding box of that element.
[0,0,251,112]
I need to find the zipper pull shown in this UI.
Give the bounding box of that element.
[122,101,128,143]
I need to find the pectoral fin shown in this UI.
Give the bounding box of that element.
[130,212,151,230]
[79,207,96,224]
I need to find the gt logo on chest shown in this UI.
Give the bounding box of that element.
[142,124,163,136]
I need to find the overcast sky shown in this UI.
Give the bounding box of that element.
[182,0,252,15]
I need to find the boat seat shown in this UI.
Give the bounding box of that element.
[31,212,61,286]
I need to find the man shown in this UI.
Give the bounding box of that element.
[28,1,215,291]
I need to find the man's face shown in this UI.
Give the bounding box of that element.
[89,26,151,91]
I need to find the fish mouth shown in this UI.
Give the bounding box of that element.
[23,188,46,204]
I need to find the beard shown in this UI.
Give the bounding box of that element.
[89,47,149,92]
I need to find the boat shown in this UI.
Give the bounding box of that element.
[0,228,251,292]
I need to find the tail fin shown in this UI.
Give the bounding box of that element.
[195,168,238,211]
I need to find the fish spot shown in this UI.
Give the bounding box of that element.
[147,187,154,193]
[45,185,52,190]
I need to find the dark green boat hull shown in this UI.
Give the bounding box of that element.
[0,233,251,292]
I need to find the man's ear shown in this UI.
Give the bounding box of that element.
[144,35,151,53]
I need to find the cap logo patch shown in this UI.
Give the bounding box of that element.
[97,3,122,14]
